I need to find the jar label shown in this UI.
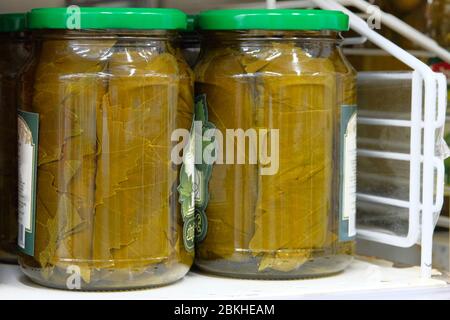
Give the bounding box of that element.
[178,121,196,253]
[339,105,357,241]
[177,95,215,251]
[17,110,39,256]
[193,95,215,243]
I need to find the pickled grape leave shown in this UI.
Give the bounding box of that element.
[195,39,355,274]
[249,43,335,271]
[195,47,258,262]
[21,38,194,286]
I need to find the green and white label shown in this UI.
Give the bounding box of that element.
[178,121,196,252]
[193,94,215,243]
[339,105,357,241]
[177,95,215,250]
[17,110,39,256]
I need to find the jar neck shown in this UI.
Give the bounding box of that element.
[32,29,179,41]
[200,30,341,46]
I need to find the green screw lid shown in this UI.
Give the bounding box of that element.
[0,13,27,33]
[29,7,186,30]
[198,9,349,31]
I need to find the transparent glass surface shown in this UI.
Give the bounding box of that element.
[194,31,356,279]
[18,30,194,290]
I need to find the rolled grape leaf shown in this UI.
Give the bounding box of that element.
[195,47,258,262]
[249,43,336,271]
[23,37,194,287]
[195,40,354,274]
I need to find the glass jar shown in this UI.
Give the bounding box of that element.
[18,8,194,290]
[194,9,356,279]
[0,13,30,264]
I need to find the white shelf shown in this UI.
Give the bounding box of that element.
[1,256,449,300]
